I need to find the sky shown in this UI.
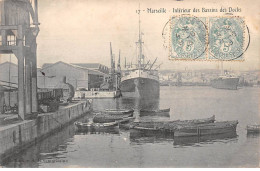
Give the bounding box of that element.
[0,0,259,71]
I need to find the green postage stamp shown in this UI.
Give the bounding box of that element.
[170,16,207,60]
[169,16,246,61]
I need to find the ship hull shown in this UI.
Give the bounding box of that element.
[211,77,239,90]
[120,77,160,98]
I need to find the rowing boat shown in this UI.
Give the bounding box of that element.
[130,115,216,132]
[93,113,134,123]
[75,121,119,130]
[93,114,126,123]
[174,120,238,137]
[117,117,135,124]
[104,109,134,115]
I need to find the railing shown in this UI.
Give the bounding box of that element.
[0,39,16,46]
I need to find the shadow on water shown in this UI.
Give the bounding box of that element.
[92,97,161,122]
[246,132,260,139]
[1,124,75,167]
[119,97,160,111]
[0,114,93,168]
[129,129,238,147]
[130,129,174,144]
[92,97,159,111]
[173,132,238,147]
[75,127,120,135]
[1,87,259,167]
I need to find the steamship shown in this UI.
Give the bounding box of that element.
[211,75,239,90]
[120,11,160,98]
[211,63,239,90]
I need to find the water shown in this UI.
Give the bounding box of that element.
[1,86,259,167]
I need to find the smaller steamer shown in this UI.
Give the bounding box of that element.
[246,125,260,134]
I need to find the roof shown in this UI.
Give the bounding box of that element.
[41,61,107,76]
[0,62,17,68]
[72,63,101,69]
[42,63,52,68]
[43,63,107,69]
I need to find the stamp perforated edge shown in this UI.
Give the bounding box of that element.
[168,14,208,61]
[207,15,246,61]
[167,15,247,62]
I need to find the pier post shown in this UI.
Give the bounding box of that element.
[1,2,7,46]
[31,40,38,113]
[17,25,25,120]
[25,52,32,114]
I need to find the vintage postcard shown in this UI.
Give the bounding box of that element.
[0,0,259,168]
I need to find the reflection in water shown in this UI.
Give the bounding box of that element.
[173,132,238,147]
[119,97,160,122]
[119,97,160,111]
[93,97,159,111]
[0,114,93,168]
[246,133,260,139]
[92,97,160,122]
[1,121,76,168]
[75,127,120,135]
[1,87,259,167]
[129,129,238,146]
[130,129,174,144]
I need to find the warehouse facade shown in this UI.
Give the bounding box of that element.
[38,61,108,90]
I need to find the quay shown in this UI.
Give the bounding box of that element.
[0,0,119,162]
[0,101,92,161]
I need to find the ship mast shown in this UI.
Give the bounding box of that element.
[110,42,115,90]
[137,4,144,69]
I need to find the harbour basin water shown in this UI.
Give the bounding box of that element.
[1,86,259,167]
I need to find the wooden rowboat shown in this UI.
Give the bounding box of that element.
[76,116,134,130]
[140,108,170,113]
[130,115,216,132]
[104,109,134,115]
[75,121,119,130]
[93,114,126,123]
[93,113,134,123]
[246,125,260,134]
[174,120,238,137]
[140,108,170,117]
[118,117,135,124]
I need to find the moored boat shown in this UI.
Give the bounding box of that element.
[130,115,216,132]
[140,108,170,117]
[93,114,127,123]
[75,121,119,130]
[246,124,260,134]
[118,117,135,124]
[103,109,134,116]
[174,120,238,137]
[172,115,215,125]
